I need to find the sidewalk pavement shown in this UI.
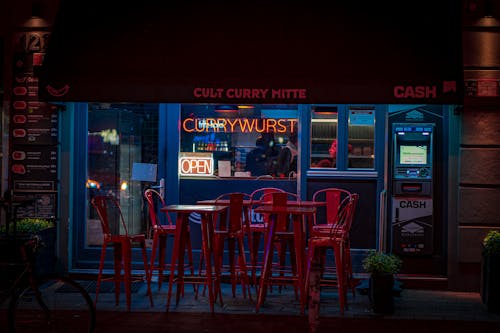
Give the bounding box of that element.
[88,279,500,333]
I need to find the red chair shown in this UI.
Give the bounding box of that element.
[255,191,302,309]
[248,187,286,284]
[144,189,194,291]
[311,188,358,295]
[213,192,252,299]
[311,188,353,234]
[91,195,153,311]
[305,193,359,314]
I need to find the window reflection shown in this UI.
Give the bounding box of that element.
[86,103,159,246]
[310,106,338,168]
[348,107,375,169]
[180,104,298,178]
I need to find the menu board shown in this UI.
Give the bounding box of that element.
[11,146,58,191]
[11,101,58,145]
[9,28,59,219]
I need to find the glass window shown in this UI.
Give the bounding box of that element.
[310,106,338,168]
[347,107,375,169]
[86,103,159,246]
[180,104,298,178]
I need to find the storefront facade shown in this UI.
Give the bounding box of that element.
[6,1,496,290]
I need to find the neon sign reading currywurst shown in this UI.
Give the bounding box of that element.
[182,117,297,133]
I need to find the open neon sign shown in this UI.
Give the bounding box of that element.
[182,117,297,133]
[179,153,214,176]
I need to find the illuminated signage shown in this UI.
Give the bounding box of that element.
[193,87,307,100]
[179,153,214,176]
[182,117,297,133]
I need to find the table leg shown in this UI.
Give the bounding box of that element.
[166,213,184,312]
[293,215,306,314]
[308,255,322,333]
[175,215,188,306]
[256,214,276,312]
[201,213,216,314]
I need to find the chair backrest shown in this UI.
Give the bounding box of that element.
[249,187,286,204]
[267,191,300,232]
[312,188,353,226]
[215,192,250,233]
[329,193,359,236]
[91,195,129,237]
[144,188,172,228]
[249,187,286,225]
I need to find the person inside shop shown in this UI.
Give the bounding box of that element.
[316,139,353,168]
[276,131,298,178]
[246,137,269,177]
[245,132,279,177]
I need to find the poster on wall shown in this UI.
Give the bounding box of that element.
[12,192,57,219]
[392,197,433,255]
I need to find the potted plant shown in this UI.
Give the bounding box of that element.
[481,230,500,313]
[362,250,402,314]
[0,218,56,277]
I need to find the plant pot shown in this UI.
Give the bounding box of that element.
[0,227,56,282]
[369,272,395,314]
[481,252,500,313]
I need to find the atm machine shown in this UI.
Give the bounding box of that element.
[391,123,434,255]
[387,106,447,276]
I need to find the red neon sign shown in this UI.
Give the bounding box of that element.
[182,117,297,133]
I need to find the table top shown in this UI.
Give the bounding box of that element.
[197,199,325,207]
[161,204,228,213]
[196,199,254,206]
[254,205,316,215]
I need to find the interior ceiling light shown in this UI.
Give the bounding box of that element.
[214,105,238,113]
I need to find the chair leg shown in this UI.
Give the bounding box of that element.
[141,240,154,307]
[121,241,132,312]
[149,232,159,289]
[251,231,261,287]
[158,234,167,290]
[228,238,237,298]
[238,236,252,301]
[95,242,107,306]
[333,244,346,315]
[113,243,123,307]
[186,231,196,293]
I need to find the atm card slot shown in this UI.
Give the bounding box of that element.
[401,183,422,192]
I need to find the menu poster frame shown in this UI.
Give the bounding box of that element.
[12,192,57,220]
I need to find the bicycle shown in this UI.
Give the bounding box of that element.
[0,197,96,333]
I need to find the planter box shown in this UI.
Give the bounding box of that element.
[369,273,395,314]
[0,227,56,285]
[481,252,500,313]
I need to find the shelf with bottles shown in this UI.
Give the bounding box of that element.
[194,140,231,152]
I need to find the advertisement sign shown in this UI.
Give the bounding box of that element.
[392,197,433,255]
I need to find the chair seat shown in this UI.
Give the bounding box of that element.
[154,224,177,233]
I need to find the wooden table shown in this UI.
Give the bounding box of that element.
[253,204,316,314]
[161,204,228,314]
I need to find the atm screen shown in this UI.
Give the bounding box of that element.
[400,145,427,165]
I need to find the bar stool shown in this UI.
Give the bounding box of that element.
[305,193,359,314]
[91,195,153,311]
[248,187,286,285]
[311,188,358,295]
[144,188,194,292]
[255,191,309,313]
[213,192,252,299]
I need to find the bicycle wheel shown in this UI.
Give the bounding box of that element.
[8,275,96,333]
